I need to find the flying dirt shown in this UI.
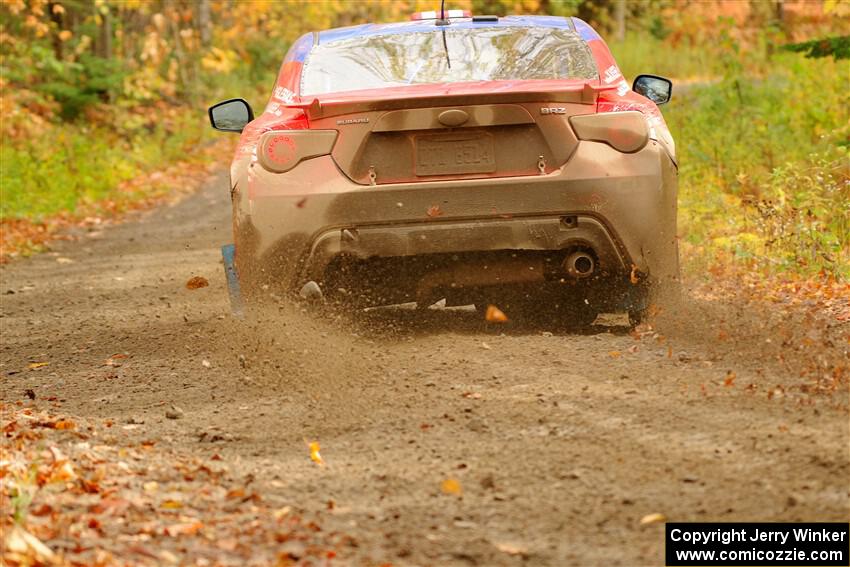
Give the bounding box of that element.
[1,173,847,566]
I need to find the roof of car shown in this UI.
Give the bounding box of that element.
[284,16,602,64]
[318,15,600,45]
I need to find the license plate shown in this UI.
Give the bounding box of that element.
[415,133,496,176]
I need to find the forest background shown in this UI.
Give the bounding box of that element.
[1,0,848,280]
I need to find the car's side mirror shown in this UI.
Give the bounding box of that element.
[632,74,672,105]
[208,98,254,132]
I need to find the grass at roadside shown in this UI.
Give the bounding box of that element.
[609,34,726,80]
[1,106,212,220]
[0,84,260,261]
[0,137,232,261]
[663,52,849,279]
[610,34,849,280]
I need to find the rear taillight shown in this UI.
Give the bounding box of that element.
[596,99,643,114]
[258,130,338,173]
[273,109,310,130]
[569,111,648,153]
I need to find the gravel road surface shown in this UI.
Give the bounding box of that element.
[2,173,847,566]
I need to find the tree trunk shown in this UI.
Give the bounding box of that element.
[198,0,211,47]
[615,0,626,42]
[48,2,64,59]
[775,0,785,31]
[97,3,112,60]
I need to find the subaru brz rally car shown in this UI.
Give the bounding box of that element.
[209,10,678,326]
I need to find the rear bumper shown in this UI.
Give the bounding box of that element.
[306,214,625,281]
[233,139,678,289]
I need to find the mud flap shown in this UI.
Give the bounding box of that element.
[221,244,244,318]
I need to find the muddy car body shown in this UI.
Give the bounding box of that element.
[210,14,678,323]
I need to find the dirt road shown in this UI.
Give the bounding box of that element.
[2,173,848,566]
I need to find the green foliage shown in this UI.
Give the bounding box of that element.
[0,37,124,120]
[607,34,725,79]
[8,460,38,525]
[0,111,209,220]
[661,52,849,277]
[1,0,847,279]
[783,35,850,60]
[38,54,125,120]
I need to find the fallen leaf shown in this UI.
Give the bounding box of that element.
[441,477,462,496]
[4,525,58,562]
[28,362,49,369]
[609,351,622,358]
[226,488,246,500]
[164,521,203,536]
[50,461,76,482]
[29,503,53,517]
[307,440,324,467]
[640,512,666,525]
[185,276,209,290]
[161,499,183,509]
[104,353,128,367]
[165,405,184,420]
[485,305,508,323]
[495,542,528,556]
[54,419,75,430]
[723,371,736,387]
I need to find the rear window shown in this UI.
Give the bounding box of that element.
[300,26,598,96]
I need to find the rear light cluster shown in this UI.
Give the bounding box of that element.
[569,111,649,153]
[273,109,310,130]
[258,130,338,173]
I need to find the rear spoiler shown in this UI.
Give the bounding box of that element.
[289,82,617,120]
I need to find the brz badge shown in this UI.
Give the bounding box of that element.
[540,107,566,115]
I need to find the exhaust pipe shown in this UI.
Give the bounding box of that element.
[564,251,595,278]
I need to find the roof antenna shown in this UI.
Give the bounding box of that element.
[436,0,449,26]
[435,0,451,68]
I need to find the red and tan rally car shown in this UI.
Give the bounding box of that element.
[209,11,678,326]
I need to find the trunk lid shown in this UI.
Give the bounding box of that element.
[300,82,614,185]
